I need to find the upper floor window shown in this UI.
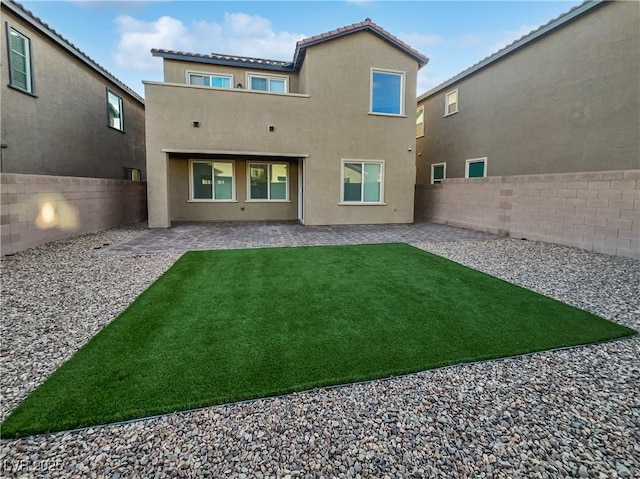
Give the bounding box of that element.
[188,72,232,89]
[107,90,124,131]
[445,89,458,116]
[8,27,33,93]
[370,69,404,116]
[248,73,287,93]
[416,106,425,138]
[341,160,384,204]
[465,158,487,178]
[248,163,288,201]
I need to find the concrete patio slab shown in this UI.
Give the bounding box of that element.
[101,221,502,253]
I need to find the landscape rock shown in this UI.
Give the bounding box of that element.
[1,227,638,478]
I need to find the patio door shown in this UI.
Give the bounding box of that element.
[298,159,305,224]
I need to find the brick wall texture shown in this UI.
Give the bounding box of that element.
[1,173,147,255]
[415,170,640,259]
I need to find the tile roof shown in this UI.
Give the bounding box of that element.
[152,18,429,72]
[1,0,144,104]
[418,0,605,101]
[293,18,429,69]
[151,49,295,72]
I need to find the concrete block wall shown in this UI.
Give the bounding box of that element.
[415,170,640,259]
[1,173,147,255]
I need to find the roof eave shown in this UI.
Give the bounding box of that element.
[418,0,605,102]
[152,50,295,73]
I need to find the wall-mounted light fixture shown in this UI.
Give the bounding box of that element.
[193,121,200,128]
[236,83,243,89]
[268,125,275,132]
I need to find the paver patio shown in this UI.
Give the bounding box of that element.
[101,221,501,253]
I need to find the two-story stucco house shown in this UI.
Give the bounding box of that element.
[415,0,638,184]
[144,19,428,227]
[414,0,639,258]
[1,0,147,254]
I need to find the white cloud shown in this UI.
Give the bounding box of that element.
[398,32,443,49]
[486,25,536,56]
[344,0,375,6]
[417,68,447,96]
[112,12,306,72]
[113,15,195,71]
[448,33,490,49]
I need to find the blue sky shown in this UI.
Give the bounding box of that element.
[22,0,581,98]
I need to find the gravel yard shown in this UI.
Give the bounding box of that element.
[1,224,638,478]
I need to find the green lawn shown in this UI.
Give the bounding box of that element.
[1,243,635,438]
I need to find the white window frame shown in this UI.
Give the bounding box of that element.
[444,89,458,116]
[8,26,33,93]
[369,68,405,116]
[246,162,289,202]
[186,71,233,89]
[416,105,425,138]
[340,159,385,205]
[189,160,236,202]
[465,158,488,178]
[246,72,289,93]
[431,162,447,184]
[107,89,124,131]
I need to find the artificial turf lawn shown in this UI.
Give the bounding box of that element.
[1,243,635,438]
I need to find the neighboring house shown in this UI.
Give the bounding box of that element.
[145,19,428,227]
[414,0,640,259]
[416,0,638,184]
[1,0,147,254]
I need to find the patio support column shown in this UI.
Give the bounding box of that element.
[147,152,171,228]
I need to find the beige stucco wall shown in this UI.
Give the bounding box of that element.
[415,169,640,259]
[416,1,640,184]
[145,31,420,227]
[0,7,146,180]
[0,173,147,255]
[163,59,300,93]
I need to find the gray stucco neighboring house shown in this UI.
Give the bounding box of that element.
[415,0,639,184]
[1,0,147,254]
[1,0,146,180]
[414,0,639,259]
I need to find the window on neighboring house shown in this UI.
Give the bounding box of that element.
[248,74,287,93]
[8,27,33,93]
[124,168,141,181]
[107,90,124,131]
[190,160,235,201]
[465,158,487,178]
[416,106,425,138]
[431,163,446,184]
[445,89,458,116]
[188,72,232,88]
[370,69,404,115]
[248,163,288,200]
[341,160,384,204]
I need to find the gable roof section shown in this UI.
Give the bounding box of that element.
[418,0,605,101]
[152,18,429,72]
[1,0,144,104]
[293,18,429,69]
